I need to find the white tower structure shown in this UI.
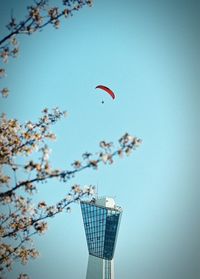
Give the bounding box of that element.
[81,197,122,279]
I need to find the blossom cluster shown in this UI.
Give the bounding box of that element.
[0,0,93,97]
[0,108,141,276]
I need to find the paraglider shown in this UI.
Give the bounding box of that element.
[95,85,115,103]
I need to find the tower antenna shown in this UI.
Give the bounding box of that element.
[96,182,99,199]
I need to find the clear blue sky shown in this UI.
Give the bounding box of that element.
[0,1,200,278]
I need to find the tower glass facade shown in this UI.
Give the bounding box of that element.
[81,197,122,279]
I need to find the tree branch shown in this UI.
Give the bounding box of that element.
[2,190,88,239]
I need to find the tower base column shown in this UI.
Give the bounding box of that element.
[86,255,114,279]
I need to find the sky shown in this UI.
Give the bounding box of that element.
[0,0,200,278]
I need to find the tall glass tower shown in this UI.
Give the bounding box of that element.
[81,197,122,279]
